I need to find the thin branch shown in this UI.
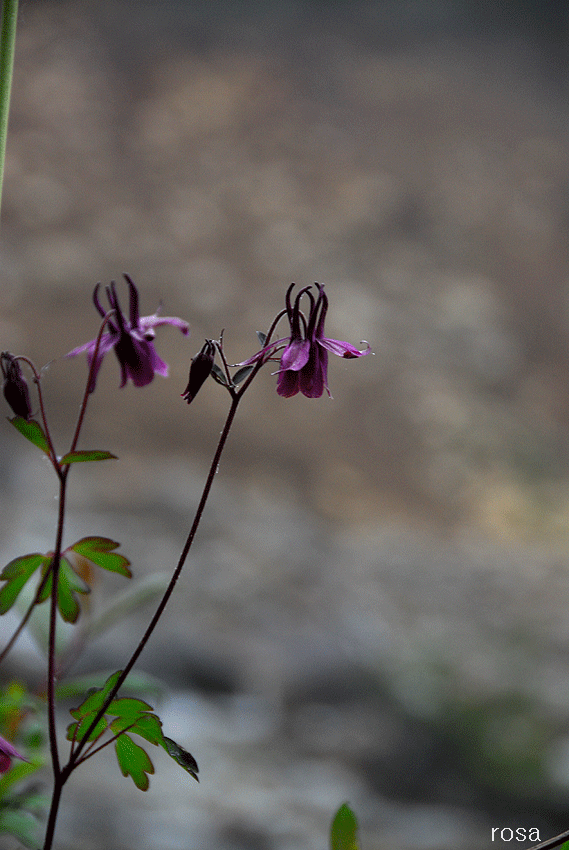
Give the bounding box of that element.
[527,828,569,850]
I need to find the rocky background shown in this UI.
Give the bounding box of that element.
[2,1,569,848]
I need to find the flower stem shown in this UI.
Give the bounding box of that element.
[46,468,70,782]
[42,389,245,850]
[67,392,242,770]
[69,311,115,453]
[42,770,68,850]
[0,0,18,218]
[41,348,258,848]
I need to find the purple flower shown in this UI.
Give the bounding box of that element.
[1,352,32,419]
[67,275,189,391]
[0,734,27,774]
[243,283,370,398]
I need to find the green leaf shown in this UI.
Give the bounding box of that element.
[256,330,267,346]
[59,450,117,465]
[126,713,165,747]
[0,757,43,799]
[71,671,122,717]
[162,736,199,782]
[330,803,360,850]
[66,715,107,744]
[106,697,153,721]
[0,807,43,849]
[109,710,164,747]
[66,537,131,578]
[66,671,122,744]
[115,733,154,790]
[55,557,90,623]
[0,554,48,614]
[8,417,50,455]
[66,674,196,791]
[232,365,254,385]
[210,362,229,386]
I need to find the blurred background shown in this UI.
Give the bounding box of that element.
[1,1,569,848]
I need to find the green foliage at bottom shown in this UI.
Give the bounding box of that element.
[330,803,360,850]
[0,682,48,850]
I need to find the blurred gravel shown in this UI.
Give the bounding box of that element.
[2,2,569,848]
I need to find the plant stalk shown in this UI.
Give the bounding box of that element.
[0,0,18,217]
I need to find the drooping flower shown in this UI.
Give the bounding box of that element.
[182,340,216,404]
[67,275,189,392]
[0,734,27,774]
[242,283,370,398]
[1,352,32,419]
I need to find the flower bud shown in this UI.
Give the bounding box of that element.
[1,352,32,420]
[181,341,216,404]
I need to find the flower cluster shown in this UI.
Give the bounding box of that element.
[63,278,369,403]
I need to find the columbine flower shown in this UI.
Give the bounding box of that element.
[0,734,27,774]
[1,352,32,419]
[182,340,216,404]
[67,275,189,392]
[242,283,370,398]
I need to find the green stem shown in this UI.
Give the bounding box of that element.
[0,0,18,217]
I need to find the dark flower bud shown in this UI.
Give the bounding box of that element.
[1,352,32,420]
[181,340,216,404]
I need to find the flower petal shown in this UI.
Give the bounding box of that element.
[67,334,117,393]
[317,337,371,358]
[140,315,190,336]
[280,338,310,372]
[0,734,27,771]
[116,338,157,387]
[124,273,140,327]
[276,369,300,397]
[299,346,328,398]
